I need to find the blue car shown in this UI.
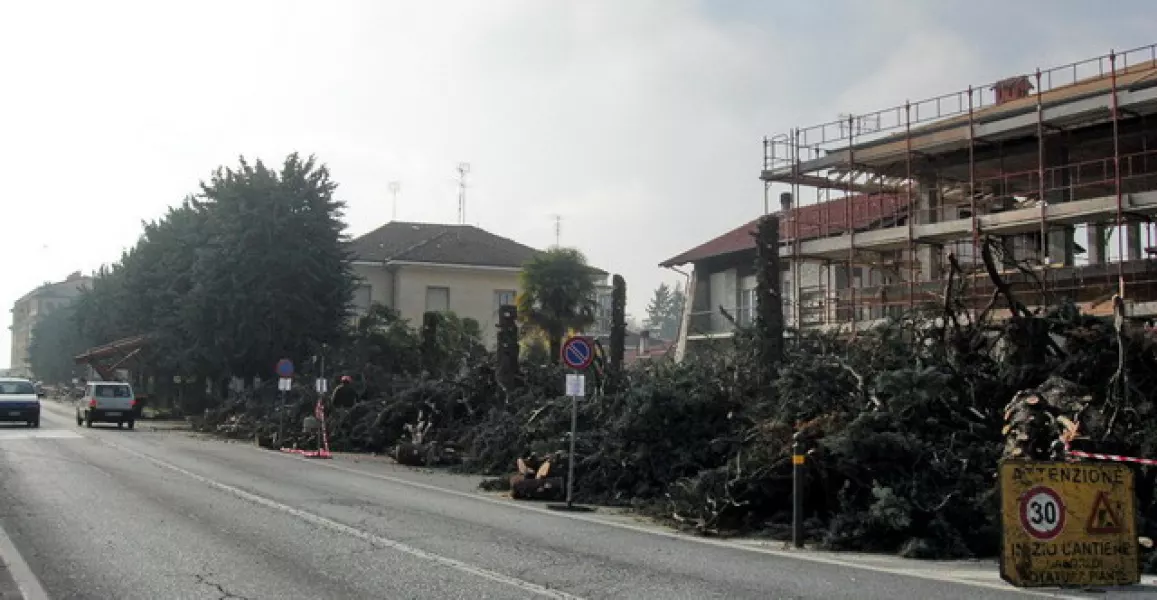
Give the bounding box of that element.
[0,377,43,428]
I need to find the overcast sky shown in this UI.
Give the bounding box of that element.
[2,0,1154,368]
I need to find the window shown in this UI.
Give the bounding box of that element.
[0,381,35,395]
[737,288,756,327]
[94,384,131,398]
[494,289,516,310]
[425,286,450,312]
[352,285,372,312]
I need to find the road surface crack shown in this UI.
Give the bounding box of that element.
[194,573,253,600]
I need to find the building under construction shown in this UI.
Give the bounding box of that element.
[663,44,1157,354]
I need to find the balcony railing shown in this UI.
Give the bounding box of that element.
[686,259,1157,339]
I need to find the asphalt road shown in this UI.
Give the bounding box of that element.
[0,401,1090,599]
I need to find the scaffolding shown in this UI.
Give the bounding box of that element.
[763,44,1157,331]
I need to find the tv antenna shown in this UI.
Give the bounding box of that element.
[388,181,400,221]
[456,162,470,224]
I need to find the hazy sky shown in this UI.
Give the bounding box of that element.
[2,0,1154,368]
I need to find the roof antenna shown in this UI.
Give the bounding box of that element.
[388,181,400,221]
[457,162,470,225]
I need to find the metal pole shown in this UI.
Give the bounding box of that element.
[846,117,857,332]
[905,101,915,311]
[1036,69,1048,266]
[277,388,285,446]
[1109,50,1125,297]
[566,388,578,509]
[792,432,805,548]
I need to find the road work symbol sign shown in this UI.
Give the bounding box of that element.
[1086,491,1124,534]
[999,461,1139,588]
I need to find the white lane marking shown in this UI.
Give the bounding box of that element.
[298,456,1096,600]
[0,519,50,600]
[101,441,584,600]
[0,429,82,441]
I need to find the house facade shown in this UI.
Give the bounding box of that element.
[661,193,899,359]
[8,271,92,377]
[349,222,539,348]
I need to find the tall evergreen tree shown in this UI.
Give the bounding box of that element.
[27,304,89,383]
[182,154,354,380]
[645,282,685,340]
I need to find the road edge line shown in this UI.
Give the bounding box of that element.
[0,520,50,600]
[299,454,1089,599]
[103,440,584,600]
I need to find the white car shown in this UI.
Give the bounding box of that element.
[76,381,137,429]
[0,377,43,428]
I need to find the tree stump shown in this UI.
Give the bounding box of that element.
[510,475,565,500]
[395,442,426,466]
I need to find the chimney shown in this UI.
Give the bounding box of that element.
[780,192,793,212]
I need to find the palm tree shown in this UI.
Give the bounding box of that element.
[517,247,598,364]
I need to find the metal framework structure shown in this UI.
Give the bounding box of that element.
[762,44,1157,331]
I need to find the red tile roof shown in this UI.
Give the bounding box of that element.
[660,194,907,267]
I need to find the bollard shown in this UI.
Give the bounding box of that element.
[792,432,805,549]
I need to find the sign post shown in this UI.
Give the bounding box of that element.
[275,358,294,447]
[560,336,593,509]
[999,460,1139,588]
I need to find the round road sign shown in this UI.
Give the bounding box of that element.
[1019,485,1066,540]
[561,336,594,370]
[275,358,295,378]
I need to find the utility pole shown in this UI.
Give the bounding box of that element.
[456,162,470,225]
[388,181,400,221]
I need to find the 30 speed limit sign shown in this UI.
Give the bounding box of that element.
[1018,486,1066,540]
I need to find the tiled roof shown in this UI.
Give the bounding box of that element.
[350,221,542,269]
[660,194,906,267]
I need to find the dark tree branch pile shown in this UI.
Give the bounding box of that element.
[189,239,1157,567]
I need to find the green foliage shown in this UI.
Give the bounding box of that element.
[73,154,353,384]
[182,155,354,378]
[644,282,684,340]
[338,304,422,380]
[517,247,597,363]
[27,304,90,383]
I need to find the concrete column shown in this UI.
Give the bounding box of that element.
[1087,224,1107,265]
[917,246,942,281]
[914,179,942,281]
[1046,225,1075,266]
[1126,223,1144,261]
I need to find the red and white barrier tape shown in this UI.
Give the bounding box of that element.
[317,404,332,458]
[1065,444,1157,466]
[278,400,333,459]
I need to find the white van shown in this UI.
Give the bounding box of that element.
[76,381,137,429]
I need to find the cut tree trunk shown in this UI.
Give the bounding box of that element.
[395,442,426,466]
[510,474,565,500]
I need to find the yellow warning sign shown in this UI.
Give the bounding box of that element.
[1000,461,1139,588]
